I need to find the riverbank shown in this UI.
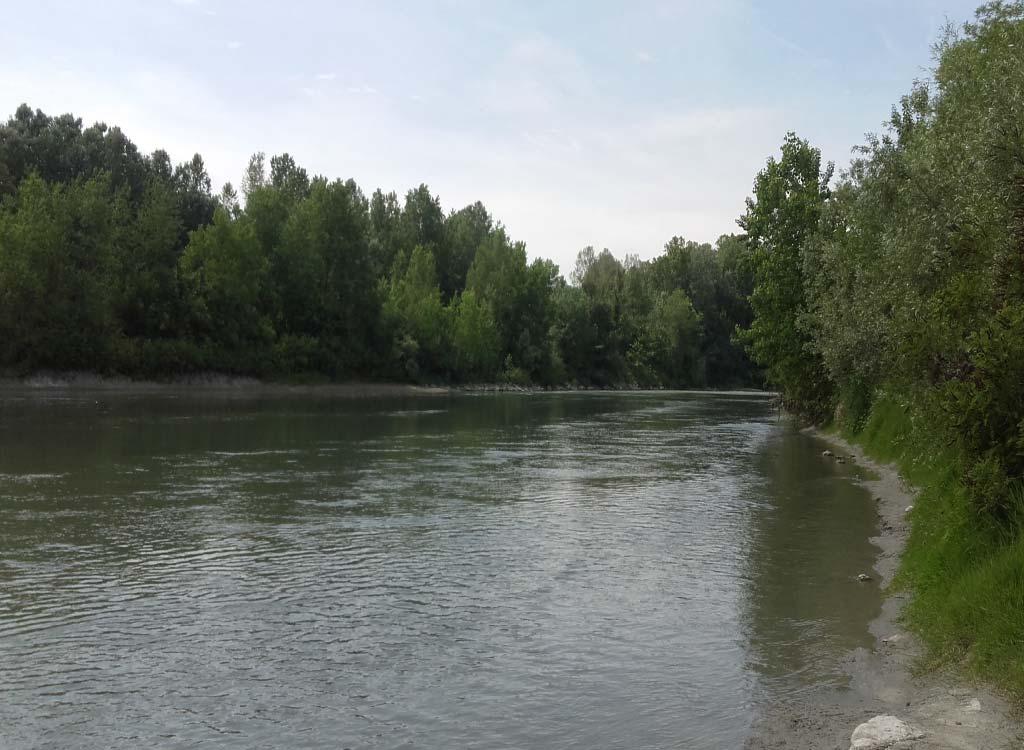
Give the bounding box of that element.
[0,372,451,398]
[746,428,1021,750]
[0,371,769,397]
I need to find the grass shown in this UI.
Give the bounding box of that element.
[842,393,1024,699]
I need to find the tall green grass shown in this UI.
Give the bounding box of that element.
[844,393,1024,698]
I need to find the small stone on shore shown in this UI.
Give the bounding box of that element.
[849,715,924,750]
[857,573,873,582]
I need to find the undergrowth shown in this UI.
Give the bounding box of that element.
[842,392,1024,699]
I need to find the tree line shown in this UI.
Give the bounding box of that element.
[739,1,1024,691]
[742,2,1024,520]
[0,106,758,387]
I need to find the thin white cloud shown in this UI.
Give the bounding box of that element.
[226,41,242,50]
[0,64,249,195]
[480,34,592,117]
[0,0,966,273]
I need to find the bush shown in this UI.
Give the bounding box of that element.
[849,392,1024,697]
[500,354,530,386]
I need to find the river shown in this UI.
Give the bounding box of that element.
[0,389,882,749]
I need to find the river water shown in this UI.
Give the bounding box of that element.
[0,389,881,749]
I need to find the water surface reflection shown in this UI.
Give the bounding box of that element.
[0,390,879,749]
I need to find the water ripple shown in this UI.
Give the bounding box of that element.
[0,391,879,750]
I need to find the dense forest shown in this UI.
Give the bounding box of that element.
[740,2,1024,693]
[0,108,756,388]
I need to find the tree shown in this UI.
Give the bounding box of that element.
[465,228,557,378]
[383,245,449,379]
[442,201,492,299]
[400,184,445,260]
[113,178,184,340]
[451,290,500,380]
[369,188,402,279]
[241,152,267,200]
[0,174,119,370]
[173,153,216,236]
[179,208,274,361]
[269,153,310,202]
[738,133,834,416]
[277,178,378,373]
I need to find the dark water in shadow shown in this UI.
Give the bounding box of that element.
[0,390,880,749]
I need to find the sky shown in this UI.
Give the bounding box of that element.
[0,0,984,273]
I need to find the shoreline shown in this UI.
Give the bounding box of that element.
[0,372,771,397]
[746,427,1021,749]
[0,374,450,398]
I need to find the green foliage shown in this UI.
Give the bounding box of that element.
[451,290,500,381]
[549,284,597,384]
[179,208,274,358]
[0,174,119,370]
[441,201,492,300]
[739,133,834,417]
[556,240,756,388]
[0,103,758,388]
[933,303,1024,518]
[847,394,1024,697]
[652,235,757,386]
[383,245,449,380]
[793,5,1024,700]
[628,290,702,386]
[500,354,530,386]
[807,1,1024,513]
[113,178,184,339]
[465,229,560,381]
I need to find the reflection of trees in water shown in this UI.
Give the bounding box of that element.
[1,392,784,541]
[740,425,882,694]
[0,392,650,545]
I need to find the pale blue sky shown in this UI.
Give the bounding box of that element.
[1,0,981,272]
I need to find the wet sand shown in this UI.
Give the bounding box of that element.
[0,373,449,398]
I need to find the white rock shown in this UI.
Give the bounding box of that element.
[905,505,914,513]
[857,573,873,582]
[881,633,904,644]
[823,449,835,457]
[965,697,982,712]
[849,715,924,749]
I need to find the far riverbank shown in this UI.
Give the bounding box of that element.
[0,371,770,398]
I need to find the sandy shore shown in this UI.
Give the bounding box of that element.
[0,373,450,398]
[745,428,1021,750]
[0,373,772,398]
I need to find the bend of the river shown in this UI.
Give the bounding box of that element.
[0,389,882,749]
